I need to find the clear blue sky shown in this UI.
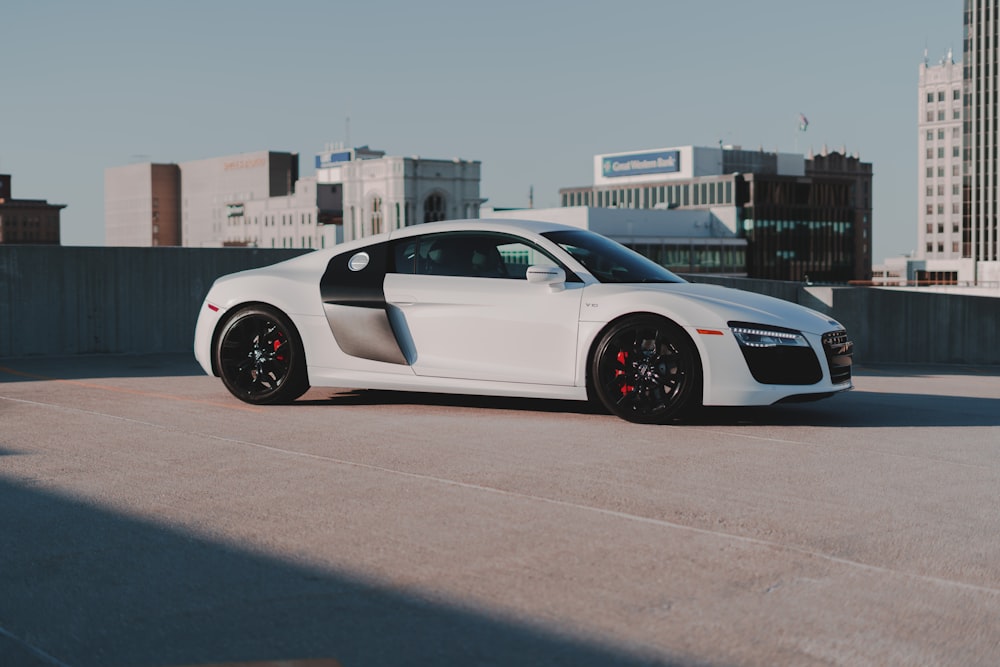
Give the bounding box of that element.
[2,0,962,261]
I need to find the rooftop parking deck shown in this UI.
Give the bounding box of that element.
[2,355,999,666]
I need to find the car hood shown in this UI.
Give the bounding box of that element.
[593,282,843,335]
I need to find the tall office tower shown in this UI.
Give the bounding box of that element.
[918,51,964,262]
[964,0,1000,281]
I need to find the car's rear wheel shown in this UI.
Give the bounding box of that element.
[591,315,700,424]
[215,305,309,404]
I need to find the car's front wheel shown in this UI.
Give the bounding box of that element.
[591,315,700,424]
[215,305,309,404]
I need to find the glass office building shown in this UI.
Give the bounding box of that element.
[560,145,872,282]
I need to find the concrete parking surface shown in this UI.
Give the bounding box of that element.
[1,354,998,666]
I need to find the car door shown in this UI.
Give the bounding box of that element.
[383,231,584,386]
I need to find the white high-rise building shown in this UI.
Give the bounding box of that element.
[908,5,1000,288]
[917,51,964,265]
[963,0,1000,285]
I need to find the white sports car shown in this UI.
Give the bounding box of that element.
[194,219,853,423]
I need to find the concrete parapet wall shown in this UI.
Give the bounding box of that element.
[684,274,1000,365]
[1,249,997,365]
[0,247,309,358]
[830,287,1000,364]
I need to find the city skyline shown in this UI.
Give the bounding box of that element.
[2,0,962,262]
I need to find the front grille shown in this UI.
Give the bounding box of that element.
[822,329,853,385]
[738,346,823,385]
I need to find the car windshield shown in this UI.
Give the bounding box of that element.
[542,229,686,284]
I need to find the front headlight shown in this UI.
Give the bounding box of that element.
[729,323,809,348]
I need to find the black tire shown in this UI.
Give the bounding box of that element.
[590,315,701,424]
[214,305,309,405]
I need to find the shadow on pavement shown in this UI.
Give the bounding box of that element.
[0,472,705,667]
[4,355,999,429]
[688,390,1000,428]
[300,389,600,416]
[304,388,1000,429]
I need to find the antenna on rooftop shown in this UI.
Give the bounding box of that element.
[346,116,351,148]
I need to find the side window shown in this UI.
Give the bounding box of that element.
[393,238,422,274]
[494,239,557,279]
[391,232,573,280]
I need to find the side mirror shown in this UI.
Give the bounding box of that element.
[525,265,566,292]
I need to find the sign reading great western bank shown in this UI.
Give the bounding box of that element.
[602,150,680,178]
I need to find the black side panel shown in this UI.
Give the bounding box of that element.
[320,242,408,365]
[320,241,390,308]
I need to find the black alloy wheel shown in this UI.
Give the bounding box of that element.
[591,315,700,424]
[215,306,309,405]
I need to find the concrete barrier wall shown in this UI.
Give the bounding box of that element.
[829,287,1000,365]
[683,274,1000,365]
[1,248,998,364]
[0,247,309,358]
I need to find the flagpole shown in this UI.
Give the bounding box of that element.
[796,112,809,154]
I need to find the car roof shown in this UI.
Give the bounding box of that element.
[387,218,584,241]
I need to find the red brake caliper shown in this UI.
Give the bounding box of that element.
[274,337,284,361]
[615,351,634,396]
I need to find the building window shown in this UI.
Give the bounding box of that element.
[953,109,960,119]
[953,88,961,100]
[927,92,934,103]
[953,241,960,253]
[926,148,934,159]
[926,223,934,233]
[371,196,383,235]
[424,193,446,223]
[937,147,945,158]
[926,167,934,177]
[953,146,960,157]
[938,129,945,139]
[937,167,944,177]
[953,164,960,176]
[938,223,944,233]
[937,185,944,196]
[926,186,933,196]
[937,110,945,121]
[926,111,934,121]
[926,204,934,214]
